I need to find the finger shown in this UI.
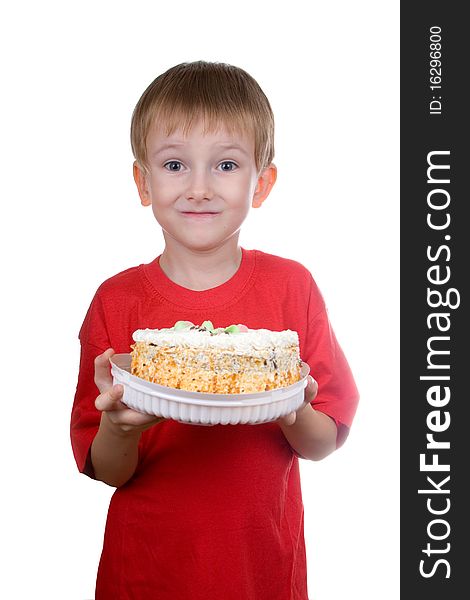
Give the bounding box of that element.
[94,348,115,393]
[279,411,296,426]
[111,410,165,431]
[95,384,124,412]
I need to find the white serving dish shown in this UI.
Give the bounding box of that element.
[110,354,310,425]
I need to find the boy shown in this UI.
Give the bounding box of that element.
[71,60,359,599]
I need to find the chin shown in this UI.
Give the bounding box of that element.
[187,239,225,252]
[187,234,239,252]
[163,223,241,252]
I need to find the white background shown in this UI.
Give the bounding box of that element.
[0,1,399,598]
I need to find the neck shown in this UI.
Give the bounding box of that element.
[159,236,243,291]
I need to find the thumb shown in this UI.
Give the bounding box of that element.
[94,348,115,393]
[304,375,318,405]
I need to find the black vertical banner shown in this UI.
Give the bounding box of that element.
[401,3,468,598]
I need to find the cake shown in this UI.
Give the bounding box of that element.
[130,320,302,394]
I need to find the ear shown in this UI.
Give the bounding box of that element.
[252,163,277,208]
[133,161,152,206]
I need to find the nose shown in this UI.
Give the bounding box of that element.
[185,167,213,202]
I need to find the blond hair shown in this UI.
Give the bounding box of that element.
[130,61,275,174]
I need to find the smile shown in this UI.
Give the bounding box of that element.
[180,211,221,219]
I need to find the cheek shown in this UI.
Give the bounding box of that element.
[149,178,175,203]
[226,175,255,202]
[150,177,167,198]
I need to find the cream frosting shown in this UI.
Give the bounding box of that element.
[132,326,299,352]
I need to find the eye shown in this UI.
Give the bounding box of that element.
[164,161,183,172]
[218,161,237,172]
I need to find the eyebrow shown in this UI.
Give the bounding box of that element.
[152,143,185,156]
[152,142,250,157]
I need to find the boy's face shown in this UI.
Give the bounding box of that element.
[134,118,276,253]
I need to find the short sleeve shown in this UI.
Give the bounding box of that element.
[70,292,111,476]
[301,279,359,448]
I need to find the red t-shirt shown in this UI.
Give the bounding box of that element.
[71,248,359,599]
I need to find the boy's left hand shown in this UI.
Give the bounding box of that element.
[277,375,318,426]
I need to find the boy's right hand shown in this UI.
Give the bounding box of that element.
[94,348,165,434]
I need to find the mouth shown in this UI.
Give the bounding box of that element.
[179,211,221,219]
